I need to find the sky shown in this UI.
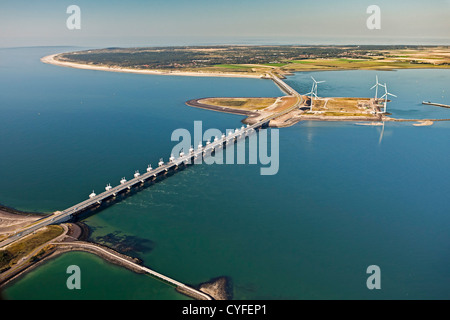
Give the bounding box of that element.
[0,0,449,48]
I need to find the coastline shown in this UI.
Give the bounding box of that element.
[186,98,450,127]
[41,50,450,81]
[0,203,46,217]
[41,54,263,79]
[0,220,221,300]
[0,222,87,287]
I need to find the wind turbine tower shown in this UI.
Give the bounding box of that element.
[370,75,383,103]
[380,83,397,113]
[306,76,325,111]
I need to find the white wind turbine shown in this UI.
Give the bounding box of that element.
[305,76,325,111]
[370,75,383,102]
[379,83,397,113]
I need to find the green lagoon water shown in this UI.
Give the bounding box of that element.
[1,47,449,299]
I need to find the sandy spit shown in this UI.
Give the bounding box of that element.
[41,54,263,79]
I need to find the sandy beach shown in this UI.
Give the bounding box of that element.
[41,54,263,79]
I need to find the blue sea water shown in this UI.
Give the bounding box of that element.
[1,47,449,300]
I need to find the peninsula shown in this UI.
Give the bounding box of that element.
[42,45,450,126]
[43,45,450,78]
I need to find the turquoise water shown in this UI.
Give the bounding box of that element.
[2,251,190,300]
[1,47,449,299]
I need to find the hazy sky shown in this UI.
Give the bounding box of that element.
[1,0,449,47]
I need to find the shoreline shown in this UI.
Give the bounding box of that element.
[41,54,263,79]
[0,203,46,217]
[41,51,450,81]
[0,219,221,300]
[196,276,233,300]
[186,98,450,127]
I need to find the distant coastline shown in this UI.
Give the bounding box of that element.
[41,54,262,79]
[41,45,450,82]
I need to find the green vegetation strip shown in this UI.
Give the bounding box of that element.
[263,63,287,67]
[57,46,450,75]
[214,64,254,69]
[0,225,64,272]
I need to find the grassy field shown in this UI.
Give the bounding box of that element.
[281,47,450,72]
[194,58,449,75]
[310,98,324,109]
[270,96,298,112]
[283,58,443,71]
[263,63,288,67]
[200,95,372,117]
[327,97,370,110]
[200,97,277,110]
[195,48,450,74]
[310,97,372,115]
[57,46,450,77]
[0,225,64,272]
[199,95,299,116]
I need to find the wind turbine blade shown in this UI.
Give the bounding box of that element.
[311,76,317,83]
[388,93,397,97]
[370,84,377,90]
[317,80,325,83]
[375,75,379,84]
